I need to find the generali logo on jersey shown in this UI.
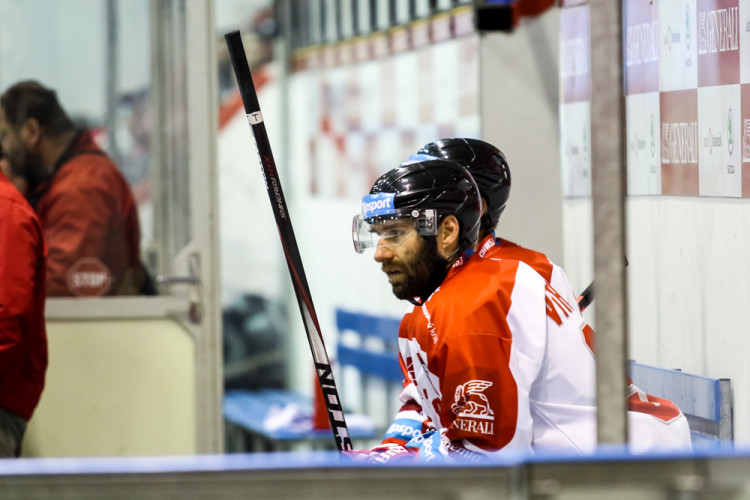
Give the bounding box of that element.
[450,380,495,435]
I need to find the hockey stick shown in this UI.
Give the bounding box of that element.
[224,30,353,451]
[577,281,594,311]
[577,256,628,312]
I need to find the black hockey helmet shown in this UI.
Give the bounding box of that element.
[415,138,511,230]
[353,159,481,259]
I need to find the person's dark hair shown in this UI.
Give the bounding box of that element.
[417,138,511,232]
[368,159,481,260]
[0,80,75,135]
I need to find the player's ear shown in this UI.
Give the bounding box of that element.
[437,215,460,259]
[19,117,43,148]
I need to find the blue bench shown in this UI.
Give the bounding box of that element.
[223,309,403,452]
[223,388,380,452]
[629,361,733,446]
[335,309,402,382]
[224,389,331,451]
[335,309,403,436]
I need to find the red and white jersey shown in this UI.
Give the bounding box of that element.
[482,235,580,309]
[626,383,692,453]
[394,244,597,461]
[482,235,691,453]
[376,236,691,462]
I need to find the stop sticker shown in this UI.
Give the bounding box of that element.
[67,257,112,297]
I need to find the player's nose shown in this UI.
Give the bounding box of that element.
[373,241,392,263]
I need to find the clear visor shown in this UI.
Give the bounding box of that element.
[352,209,437,254]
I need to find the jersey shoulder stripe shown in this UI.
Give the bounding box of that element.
[493,237,554,283]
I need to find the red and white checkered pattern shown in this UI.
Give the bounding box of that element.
[561,0,750,198]
[292,6,480,199]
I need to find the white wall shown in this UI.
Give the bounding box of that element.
[626,197,750,442]
[562,198,594,311]
[479,10,565,268]
[218,64,286,307]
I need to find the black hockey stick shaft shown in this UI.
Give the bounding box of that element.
[578,281,594,311]
[577,256,627,312]
[224,30,352,451]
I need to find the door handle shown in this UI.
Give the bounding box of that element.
[154,275,200,285]
[154,253,203,324]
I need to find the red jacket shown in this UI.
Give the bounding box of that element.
[31,131,142,296]
[0,172,48,420]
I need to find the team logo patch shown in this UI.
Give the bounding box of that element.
[450,380,495,435]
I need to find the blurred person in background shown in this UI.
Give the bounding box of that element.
[0,145,47,457]
[0,80,152,297]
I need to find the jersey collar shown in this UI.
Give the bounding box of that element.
[464,231,497,261]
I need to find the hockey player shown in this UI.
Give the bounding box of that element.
[381,138,691,455]
[413,138,580,307]
[350,158,600,462]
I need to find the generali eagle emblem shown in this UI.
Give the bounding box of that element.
[451,380,494,419]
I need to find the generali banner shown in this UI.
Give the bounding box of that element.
[563,0,750,198]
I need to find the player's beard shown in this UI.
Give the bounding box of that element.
[382,236,449,302]
[7,145,46,187]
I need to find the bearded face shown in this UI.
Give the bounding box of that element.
[379,234,449,302]
[0,111,46,186]
[5,141,42,181]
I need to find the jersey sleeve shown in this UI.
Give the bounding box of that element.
[549,264,580,311]
[438,332,519,453]
[429,262,547,460]
[380,380,430,446]
[379,353,433,446]
[626,383,693,453]
[0,199,44,365]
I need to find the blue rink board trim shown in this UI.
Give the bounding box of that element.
[0,452,345,475]
[2,444,749,476]
[629,361,724,421]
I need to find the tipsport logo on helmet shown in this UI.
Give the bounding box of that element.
[361,193,396,219]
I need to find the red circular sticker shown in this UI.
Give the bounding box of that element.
[67,258,112,297]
